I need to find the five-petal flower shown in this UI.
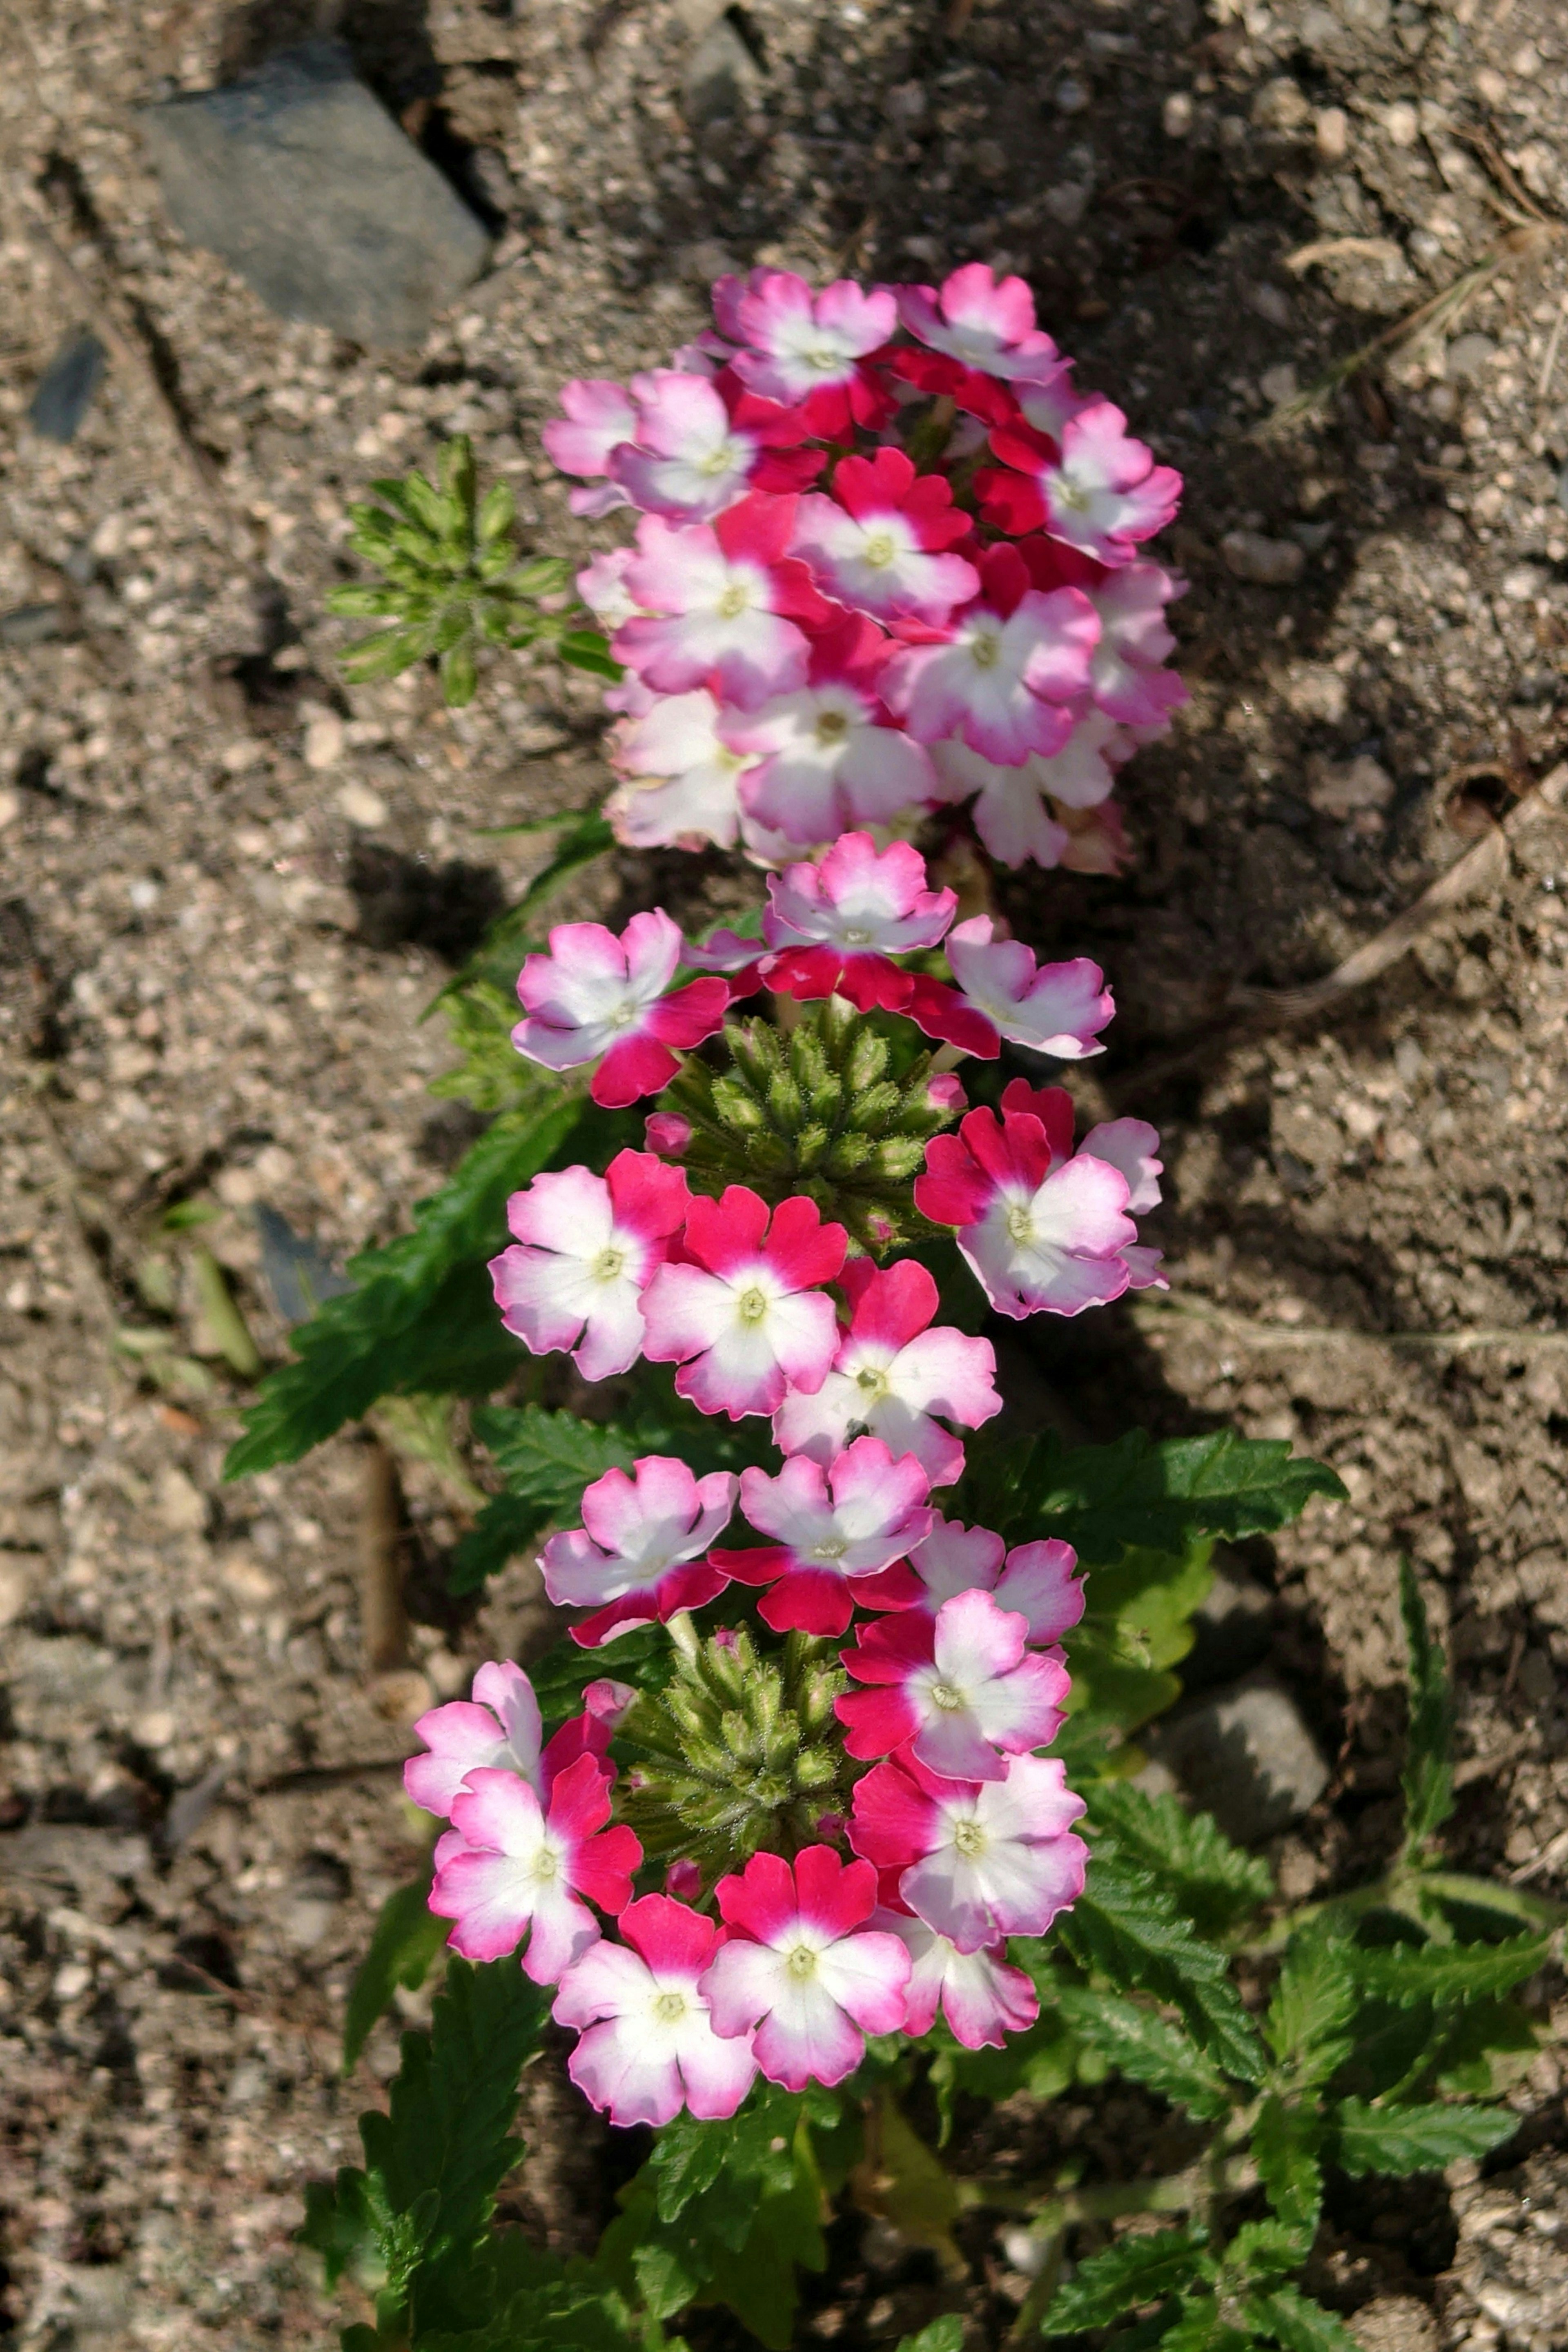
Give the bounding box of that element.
[554,1893,759,2125]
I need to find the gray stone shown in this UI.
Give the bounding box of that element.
[28,328,107,443]
[682,17,760,130]
[1444,332,1496,383]
[1149,1671,1330,1842]
[140,41,491,349]
[1181,1565,1275,1691]
[1307,753,1396,819]
[1222,529,1306,586]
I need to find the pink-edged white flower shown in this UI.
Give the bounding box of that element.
[615,494,836,712]
[881,1515,1085,1650]
[774,1258,999,1489]
[914,1096,1138,1320]
[607,689,759,851]
[609,371,760,522]
[898,263,1065,385]
[724,272,897,438]
[554,1893,759,2126]
[1085,564,1187,728]
[543,378,637,516]
[640,1186,847,1421]
[727,614,938,846]
[927,708,1131,870]
[702,1846,912,2090]
[540,1455,739,1649]
[577,546,643,628]
[981,398,1182,567]
[836,1589,1069,1780]
[711,1435,933,1637]
[874,1907,1038,2050]
[1015,363,1094,444]
[1076,1111,1167,1291]
[760,832,956,1013]
[512,910,729,1109]
[880,546,1098,766]
[850,1750,1088,1953]
[405,1659,543,1819]
[490,1148,690,1381]
[430,1755,642,1983]
[932,917,1114,1060]
[790,448,978,628]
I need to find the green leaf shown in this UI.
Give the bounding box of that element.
[1267,1927,1358,2088]
[342,1874,448,2074]
[1334,2096,1521,2175]
[1059,1851,1266,2085]
[453,1405,640,1592]
[225,1093,581,1478]
[1244,2285,1362,2352]
[1222,2219,1306,2287]
[1158,2298,1254,2351]
[1042,2229,1210,2333]
[1055,1985,1234,2120]
[1352,1932,1550,2010]
[895,2322,965,2352]
[1397,1559,1454,1857]
[1433,1997,1541,2096]
[1250,2095,1322,2257]
[1065,1539,1214,1733]
[1086,1783,1274,1936]
[557,629,624,679]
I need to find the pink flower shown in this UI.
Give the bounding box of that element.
[640,1187,847,1421]
[702,1846,912,2090]
[727,615,938,846]
[512,911,729,1108]
[875,1907,1039,2050]
[540,1455,739,1649]
[836,1589,1069,1780]
[489,1149,690,1381]
[914,1095,1138,1319]
[645,1110,693,1158]
[404,1659,543,1819]
[849,1750,1088,1952]
[981,398,1182,567]
[711,1436,933,1636]
[430,1754,642,1983]
[553,1894,759,2126]
[1028,552,1187,729]
[933,917,1114,1060]
[577,546,643,628]
[615,494,837,711]
[609,370,820,522]
[542,378,637,516]
[607,689,759,851]
[760,832,956,1013]
[774,1258,1000,1488]
[898,263,1066,385]
[790,448,978,628]
[880,546,1098,766]
[881,1514,1085,1649]
[1074,1111,1167,1291]
[725,272,897,438]
[927,708,1131,870]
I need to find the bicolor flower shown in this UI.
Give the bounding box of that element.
[897,263,1066,385]
[790,448,978,628]
[431,1755,642,1983]
[727,616,938,846]
[724,271,898,437]
[849,1750,1088,1952]
[875,1907,1039,2050]
[615,495,838,710]
[490,1149,690,1381]
[875,1514,1085,1649]
[1082,564,1187,728]
[1074,1111,1167,1291]
[710,1435,934,1636]
[541,1455,739,1648]
[774,1258,999,1488]
[836,1588,1069,1780]
[760,832,956,1012]
[927,709,1131,870]
[980,398,1182,567]
[640,1187,847,1420]
[405,1659,543,1820]
[914,1098,1138,1319]
[880,546,1098,766]
[929,917,1114,1060]
[607,689,760,851]
[577,546,644,628]
[610,370,821,522]
[543,377,637,515]
[554,1893,759,2126]
[512,910,729,1108]
[701,1846,912,2089]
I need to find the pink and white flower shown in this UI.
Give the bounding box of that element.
[836,1588,1069,1780]
[981,398,1182,567]
[927,708,1131,870]
[405,1659,543,1819]
[914,1097,1138,1319]
[880,1515,1085,1649]
[577,546,644,628]
[431,1754,642,1982]
[543,378,637,516]
[880,546,1098,766]
[898,263,1066,385]
[724,272,897,438]
[711,1435,933,1636]
[702,1846,912,2090]
[930,917,1114,1060]
[774,1258,1000,1488]
[540,1455,739,1648]
[640,1187,847,1421]
[790,448,978,628]
[760,832,956,1013]
[554,1893,759,2126]
[1074,1110,1167,1291]
[512,910,729,1108]
[607,689,759,851]
[1082,564,1187,728]
[727,616,938,846]
[615,495,837,711]
[850,1750,1088,1952]
[875,1908,1039,2050]
[490,1149,690,1380]
[609,370,817,522]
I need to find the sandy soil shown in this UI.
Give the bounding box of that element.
[2,0,1567,2345]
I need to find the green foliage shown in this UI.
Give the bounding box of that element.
[1055,1985,1235,2121]
[894,2322,965,2352]
[1250,2096,1323,2258]
[328,437,618,705]
[1065,1539,1215,1734]
[1333,2095,1521,2174]
[1244,2285,1362,2352]
[1397,1561,1454,1859]
[1058,1849,1266,2087]
[1042,2229,1210,2332]
[1266,1927,1358,2088]
[343,1872,448,2074]
[1351,1931,1550,2010]
[1087,1783,1274,1938]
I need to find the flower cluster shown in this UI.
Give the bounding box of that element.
[544,264,1184,871]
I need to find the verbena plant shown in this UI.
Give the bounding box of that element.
[225,265,1560,2350]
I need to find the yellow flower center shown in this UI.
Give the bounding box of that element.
[652,1989,688,2022]
[952,1819,988,1858]
[1005,1202,1035,1245]
[786,1944,818,1979]
[735,1283,769,1324]
[592,1245,626,1282]
[532,1847,560,1882]
[855,1364,889,1401]
[815,708,849,744]
[716,582,751,619]
[813,1536,849,1562]
[929,1682,964,1712]
[699,445,736,477]
[863,530,897,570]
[970,630,1001,670]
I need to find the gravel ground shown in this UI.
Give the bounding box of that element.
[3,0,1568,2346]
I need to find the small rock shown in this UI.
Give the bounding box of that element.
[1182,1566,1274,1691]
[140,40,491,349]
[1316,105,1349,162]
[155,1464,208,1537]
[0,604,65,648]
[336,779,387,828]
[884,81,927,128]
[1247,283,1292,328]
[1054,76,1089,116]
[1222,530,1306,586]
[0,1550,35,1627]
[1445,331,1496,383]
[281,1852,350,1951]
[1260,362,1298,405]
[682,16,759,129]
[302,708,346,770]
[1043,182,1088,227]
[1383,100,1419,149]
[1151,1672,1330,1842]
[675,237,737,285]
[1351,2296,1437,2352]
[1252,76,1311,134]
[0,788,20,831]
[1162,91,1194,138]
[1307,753,1396,819]
[28,328,108,444]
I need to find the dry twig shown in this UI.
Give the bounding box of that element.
[1129,1293,1568,1357]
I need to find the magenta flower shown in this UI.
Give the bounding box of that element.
[712,1435,934,1637]
[874,1906,1039,2050]
[640,1187,847,1421]
[774,1258,1000,1488]
[512,911,729,1109]
[880,546,1098,766]
[790,448,978,628]
[540,1455,739,1649]
[897,263,1066,385]
[932,916,1114,1060]
[701,1846,912,2090]
[837,1588,1070,1780]
[615,494,837,711]
[553,1893,759,2126]
[875,1513,1085,1650]
[542,377,637,516]
[981,398,1182,568]
[849,1749,1088,1952]
[760,833,957,1013]
[726,615,938,846]
[724,271,898,438]
[430,1754,642,1983]
[490,1148,689,1381]
[405,1659,544,1820]
[607,689,759,851]
[914,1094,1138,1319]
